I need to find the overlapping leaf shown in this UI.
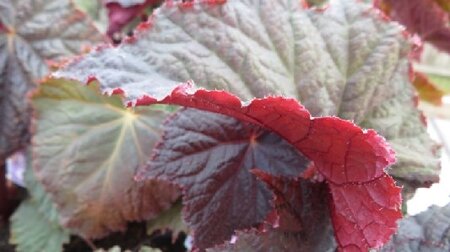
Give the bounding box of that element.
[10,168,69,252]
[31,79,180,239]
[144,108,310,249]
[101,79,402,250]
[381,203,450,251]
[56,0,439,190]
[329,175,402,250]
[0,0,105,164]
[251,169,336,251]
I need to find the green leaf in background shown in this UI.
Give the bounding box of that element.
[9,200,70,252]
[416,44,450,94]
[73,0,108,33]
[428,74,450,94]
[412,72,445,106]
[31,79,180,239]
[147,201,188,237]
[9,156,69,252]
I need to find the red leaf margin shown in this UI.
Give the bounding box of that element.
[124,81,402,251]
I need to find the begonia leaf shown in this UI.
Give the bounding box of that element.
[128,80,402,251]
[31,79,180,239]
[23,165,61,225]
[251,169,336,251]
[9,200,69,252]
[381,203,450,251]
[206,228,322,252]
[144,108,310,249]
[56,0,439,190]
[0,0,105,164]
[329,175,402,250]
[9,168,69,252]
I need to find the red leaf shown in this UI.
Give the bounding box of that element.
[105,0,163,37]
[136,82,402,251]
[329,175,402,251]
[379,0,450,53]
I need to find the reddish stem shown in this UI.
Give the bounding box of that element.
[0,162,7,224]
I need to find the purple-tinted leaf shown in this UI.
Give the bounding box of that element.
[382,203,450,251]
[208,171,335,252]
[129,81,402,250]
[206,228,324,252]
[252,169,337,251]
[0,0,105,164]
[56,0,439,190]
[144,108,310,249]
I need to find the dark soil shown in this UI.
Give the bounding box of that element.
[2,220,187,252]
[65,222,187,252]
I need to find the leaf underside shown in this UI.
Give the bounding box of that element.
[0,0,104,164]
[31,79,180,239]
[145,108,310,249]
[56,0,439,190]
